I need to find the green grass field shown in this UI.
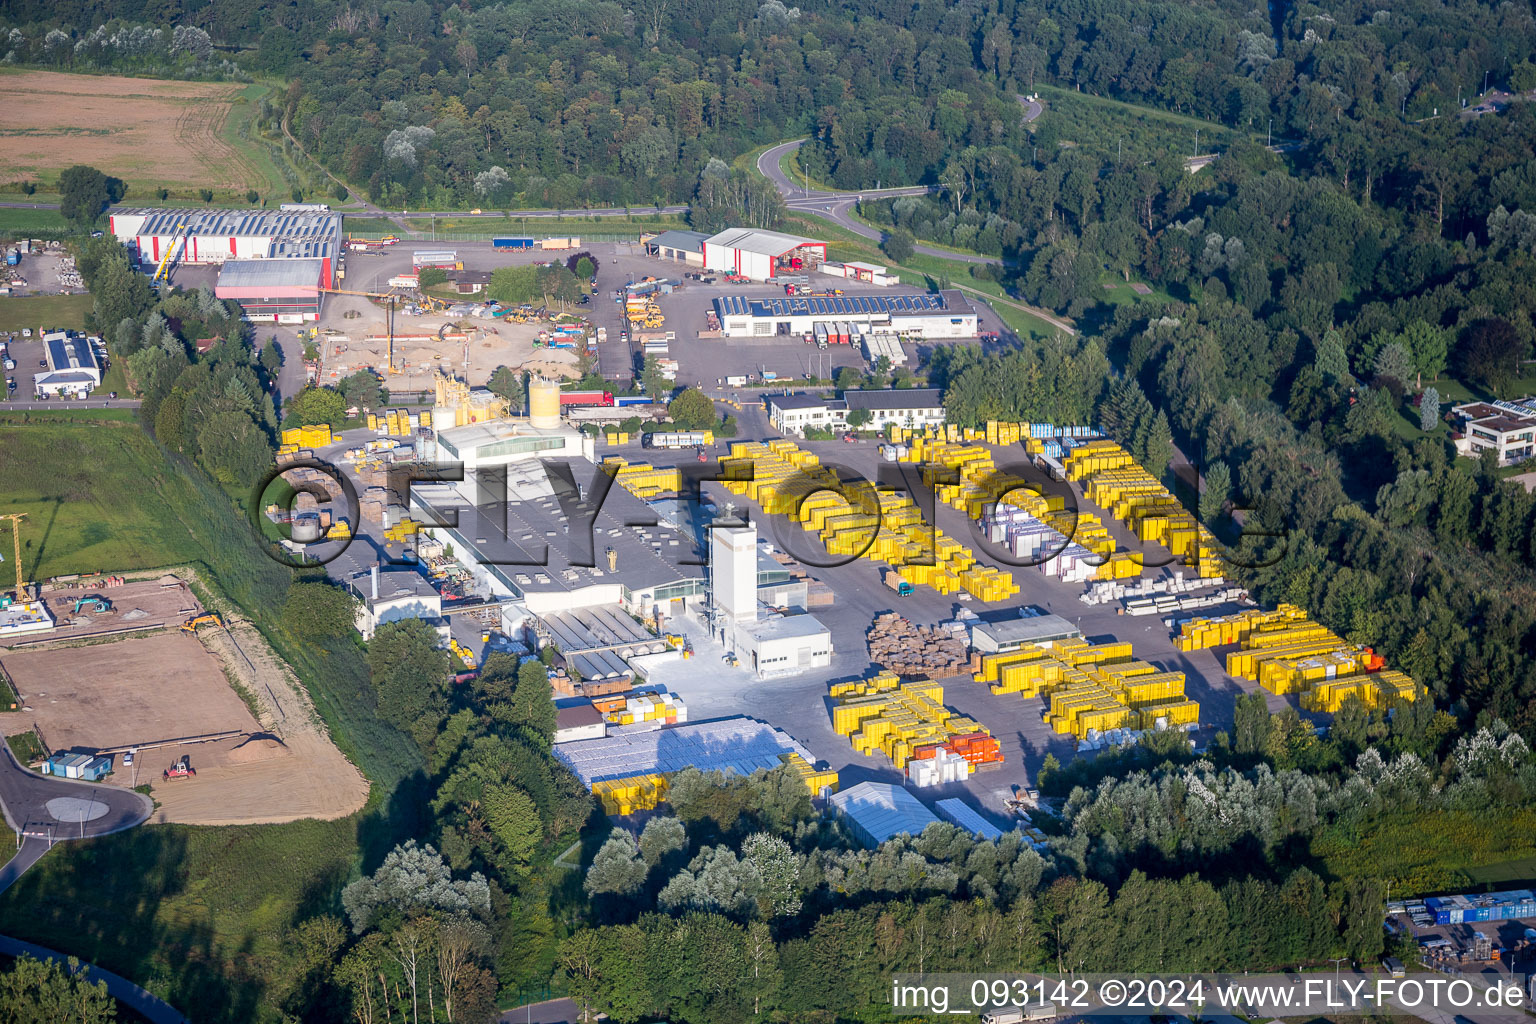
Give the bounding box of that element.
[0,206,72,239]
[0,293,92,332]
[221,82,294,202]
[3,730,43,763]
[1033,84,1246,161]
[0,816,362,1022]
[1463,854,1536,889]
[0,417,223,577]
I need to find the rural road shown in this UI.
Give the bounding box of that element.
[0,933,189,1023]
[501,997,582,1023]
[3,398,140,411]
[754,93,1044,264]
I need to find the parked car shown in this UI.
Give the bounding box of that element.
[123,751,134,766]
[109,391,117,399]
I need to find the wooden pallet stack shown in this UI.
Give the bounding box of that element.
[866,612,968,677]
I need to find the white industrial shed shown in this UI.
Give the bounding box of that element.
[713,290,977,339]
[702,227,827,281]
[829,781,939,848]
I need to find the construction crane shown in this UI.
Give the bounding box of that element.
[0,512,26,601]
[152,220,189,285]
[317,287,402,373]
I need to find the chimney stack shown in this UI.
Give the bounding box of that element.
[371,564,379,600]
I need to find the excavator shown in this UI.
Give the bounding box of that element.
[180,612,225,634]
[72,596,112,614]
[317,286,402,373]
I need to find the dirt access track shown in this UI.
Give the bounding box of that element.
[0,69,261,191]
[0,626,367,826]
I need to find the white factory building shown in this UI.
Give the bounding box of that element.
[702,228,827,281]
[107,206,342,288]
[348,566,446,641]
[712,290,977,339]
[767,388,946,435]
[33,330,103,398]
[709,518,832,678]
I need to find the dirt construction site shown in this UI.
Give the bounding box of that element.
[0,602,368,826]
[317,291,581,392]
[2,574,203,647]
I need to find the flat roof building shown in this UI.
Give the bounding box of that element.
[33,331,102,397]
[969,613,1081,653]
[702,228,827,281]
[1451,400,1536,466]
[828,781,938,848]
[766,388,945,435]
[714,290,976,339]
[735,613,833,679]
[108,206,342,287]
[348,566,445,641]
[410,458,706,617]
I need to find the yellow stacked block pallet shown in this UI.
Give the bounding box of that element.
[1179,605,1420,711]
[829,672,990,769]
[592,773,672,816]
[976,634,1201,740]
[779,753,840,795]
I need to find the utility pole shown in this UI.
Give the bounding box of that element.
[1483,70,1490,96]
[1267,118,1272,147]
[1193,129,1199,159]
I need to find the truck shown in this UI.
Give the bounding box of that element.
[5,250,18,266]
[645,431,713,449]
[724,375,747,387]
[558,390,615,408]
[411,250,461,269]
[614,395,653,408]
[883,569,915,597]
[493,237,535,251]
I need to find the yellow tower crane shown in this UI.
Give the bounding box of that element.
[317,287,402,373]
[0,512,28,601]
[152,221,189,284]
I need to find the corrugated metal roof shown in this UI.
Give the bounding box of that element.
[828,782,938,845]
[216,259,325,289]
[704,227,818,257]
[649,229,709,253]
[554,717,815,785]
[935,797,1006,841]
[111,206,342,244]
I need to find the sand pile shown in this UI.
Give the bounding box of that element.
[227,735,289,763]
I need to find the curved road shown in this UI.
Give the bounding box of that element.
[0,934,189,1024]
[0,746,152,867]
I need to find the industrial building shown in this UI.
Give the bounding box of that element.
[969,613,1080,653]
[32,330,102,397]
[109,206,341,275]
[702,228,827,281]
[644,230,709,265]
[348,566,446,641]
[935,797,1006,841]
[1450,401,1536,465]
[766,388,946,435]
[213,258,329,323]
[554,702,607,744]
[828,781,939,847]
[434,419,587,481]
[535,607,671,687]
[554,717,818,787]
[708,519,832,678]
[713,290,976,339]
[409,458,707,617]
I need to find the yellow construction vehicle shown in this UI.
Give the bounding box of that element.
[152,221,189,284]
[180,612,225,633]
